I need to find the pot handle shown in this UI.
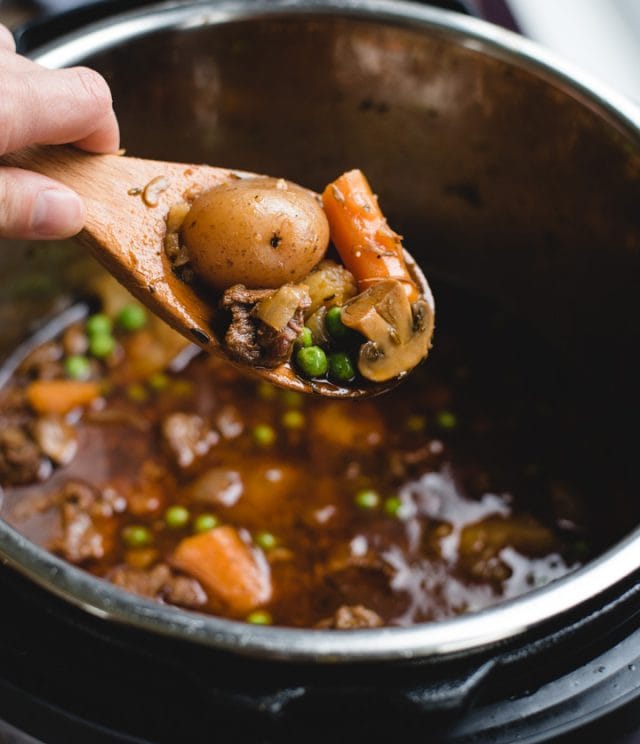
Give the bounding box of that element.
[14,0,476,55]
[205,657,498,725]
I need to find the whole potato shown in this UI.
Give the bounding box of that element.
[181,177,329,290]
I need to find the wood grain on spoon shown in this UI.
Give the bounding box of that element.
[0,145,431,397]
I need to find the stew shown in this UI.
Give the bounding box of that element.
[0,277,594,628]
[164,170,434,386]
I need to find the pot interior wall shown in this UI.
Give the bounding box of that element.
[2,10,640,538]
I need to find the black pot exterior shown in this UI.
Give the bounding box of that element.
[1,560,640,742]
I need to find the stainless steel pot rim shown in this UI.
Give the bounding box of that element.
[1,0,639,663]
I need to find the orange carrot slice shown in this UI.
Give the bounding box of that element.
[26,380,103,415]
[172,526,271,615]
[322,169,418,302]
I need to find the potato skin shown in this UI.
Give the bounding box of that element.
[181,177,329,290]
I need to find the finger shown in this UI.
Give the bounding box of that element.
[0,65,120,155]
[0,25,16,52]
[74,105,120,153]
[0,167,85,239]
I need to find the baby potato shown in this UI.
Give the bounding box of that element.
[181,177,329,290]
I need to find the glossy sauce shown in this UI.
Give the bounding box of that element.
[0,286,594,627]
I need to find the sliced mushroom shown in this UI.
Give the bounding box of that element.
[341,279,434,382]
[305,306,330,346]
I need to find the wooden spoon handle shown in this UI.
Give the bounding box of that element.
[0,145,117,192]
[0,145,242,348]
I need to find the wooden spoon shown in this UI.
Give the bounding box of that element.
[0,145,433,398]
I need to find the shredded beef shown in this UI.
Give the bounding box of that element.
[0,426,44,485]
[109,563,207,608]
[220,283,310,367]
[256,305,307,367]
[221,285,274,306]
[18,341,64,380]
[224,302,261,363]
[51,481,126,563]
[161,413,219,468]
[32,416,78,466]
[220,285,273,364]
[62,325,89,357]
[54,481,106,562]
[316,605,384,629]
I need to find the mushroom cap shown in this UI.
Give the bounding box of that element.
[341,279,434,382]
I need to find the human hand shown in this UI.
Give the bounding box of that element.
[0,24,120,240]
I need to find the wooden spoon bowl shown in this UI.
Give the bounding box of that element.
[0,146,433,397]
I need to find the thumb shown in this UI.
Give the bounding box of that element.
[0,167,85,239]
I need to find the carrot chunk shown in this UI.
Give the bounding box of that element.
[322,169,418,302]
[26,380,102,415]
[172,526,272,615]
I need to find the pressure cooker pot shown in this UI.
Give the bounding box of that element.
[1,2,640,741]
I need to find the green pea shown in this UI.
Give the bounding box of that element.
[165,505,190,529]
[436,411,457,430]
[148,372,169,391]
[256,531,278,550]
[572,540,590,560]
[193,513,219,533]
[296,345,328,378]
[89,333,115,359]
[281,410,305,429]
[280,390,303,408]
[246,610,272,625]
[355,488,380,510]
[325,306,350,340]
[117,304,147,332]
[328,352,356,383]
[171,379,193,397]
[257,381,277,401]
[100,381,113,397]
[405,414,427,432]
[252,424,276,447]
[126,383,148,403]
[384,496,403,517]
[295,327,313,348]
[86,313,112,337]
[122,525,153,548]
[64,355,91,381]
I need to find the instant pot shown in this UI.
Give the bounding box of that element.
[2,1,640,741]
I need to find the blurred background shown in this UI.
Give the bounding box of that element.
[0,0,639,105]
[2,0,640,103]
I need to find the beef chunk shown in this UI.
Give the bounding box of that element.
[256,305,307,367]
[109,563,207,609]
[62,324,89,357]
[32,415,78,466]
[54,481,106,562]
[224,302,260,363]
[316,605,384,629]
[161,413,219,468]
[220,285,273,364]
[18,340,64,380]
[220,283,310,367]
[221,285,274,306]
[0,426,45,485]
[52,481,126,563]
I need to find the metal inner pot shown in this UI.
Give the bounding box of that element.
[1,0,640,663]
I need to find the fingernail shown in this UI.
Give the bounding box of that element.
[32,189,85,237]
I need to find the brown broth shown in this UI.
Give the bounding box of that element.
[0,286,596,628]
